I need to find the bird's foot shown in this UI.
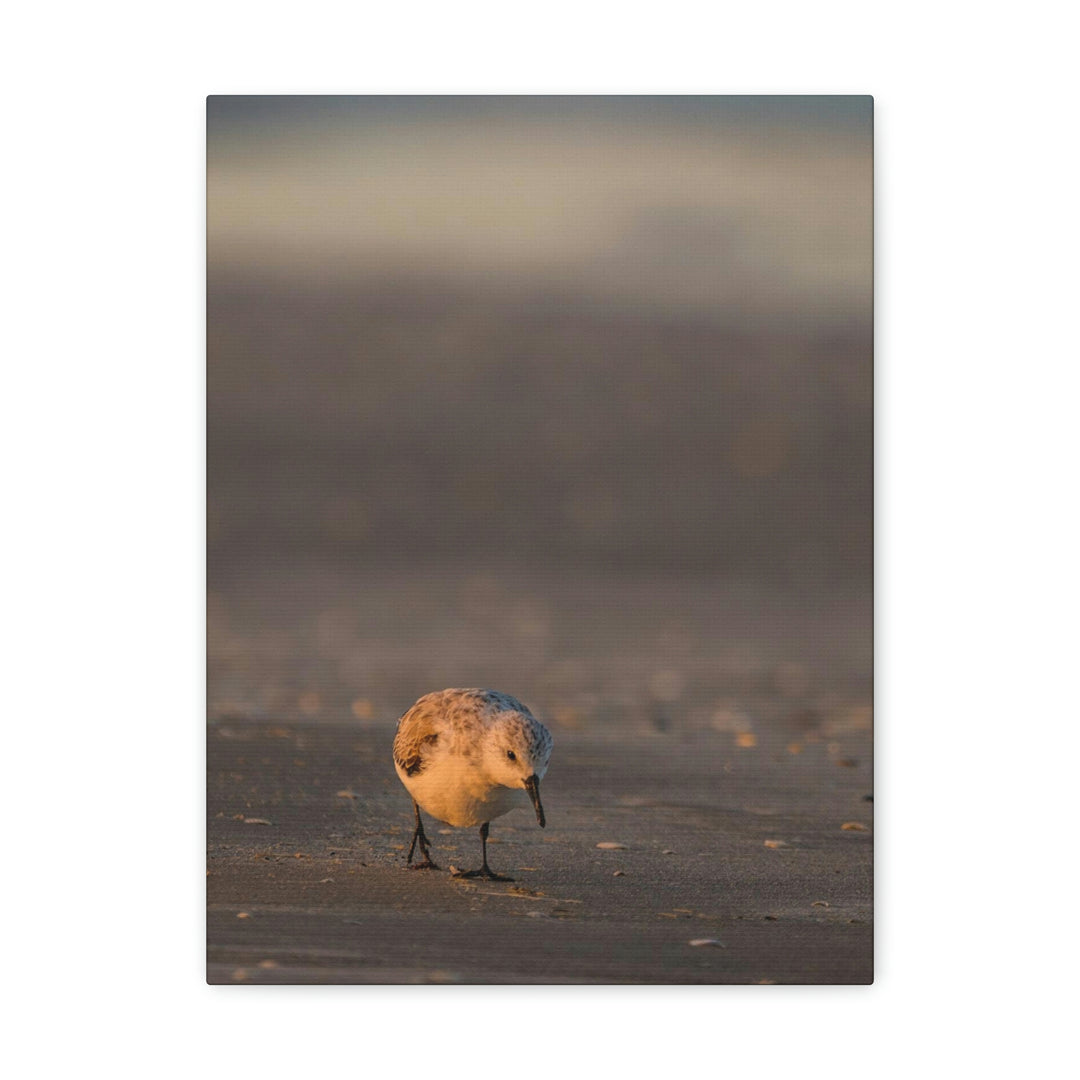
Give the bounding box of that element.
[407,857,440,871]
[450,866,514,882]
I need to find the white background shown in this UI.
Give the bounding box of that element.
[5,2,1076,1076]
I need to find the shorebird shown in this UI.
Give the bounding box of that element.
[392,688,553,880]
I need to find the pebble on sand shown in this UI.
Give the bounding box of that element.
[688,938,726,948]
[841,821,869,831]
[596,842,628,850]
[763,839,787,848]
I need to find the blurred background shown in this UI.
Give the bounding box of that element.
[207,96,872,743]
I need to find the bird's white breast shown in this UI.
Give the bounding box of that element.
[397,755,526,828]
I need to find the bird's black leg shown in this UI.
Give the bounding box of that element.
[451,822,514,881]
[406,801,439,870]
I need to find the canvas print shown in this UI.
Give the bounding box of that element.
[207,95,873,984]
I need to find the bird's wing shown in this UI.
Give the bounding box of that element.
[393,705,441,777]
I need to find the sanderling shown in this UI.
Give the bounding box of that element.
[392,688,553,881]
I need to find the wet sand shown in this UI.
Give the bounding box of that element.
[207,719,872,984]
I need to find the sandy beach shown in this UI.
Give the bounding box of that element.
[205,99,874,986]
[207,717,872,984]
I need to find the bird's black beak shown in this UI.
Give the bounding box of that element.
[524,774,546,828]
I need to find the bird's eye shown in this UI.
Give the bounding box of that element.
[507,750,516,761]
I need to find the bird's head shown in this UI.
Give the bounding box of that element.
[486,714,553,827]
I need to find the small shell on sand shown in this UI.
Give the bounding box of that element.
[763,839,786,848]
[688,938,725,948]
[425,970,463,984]
[596,842,628,850]
[841,821,869,831]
